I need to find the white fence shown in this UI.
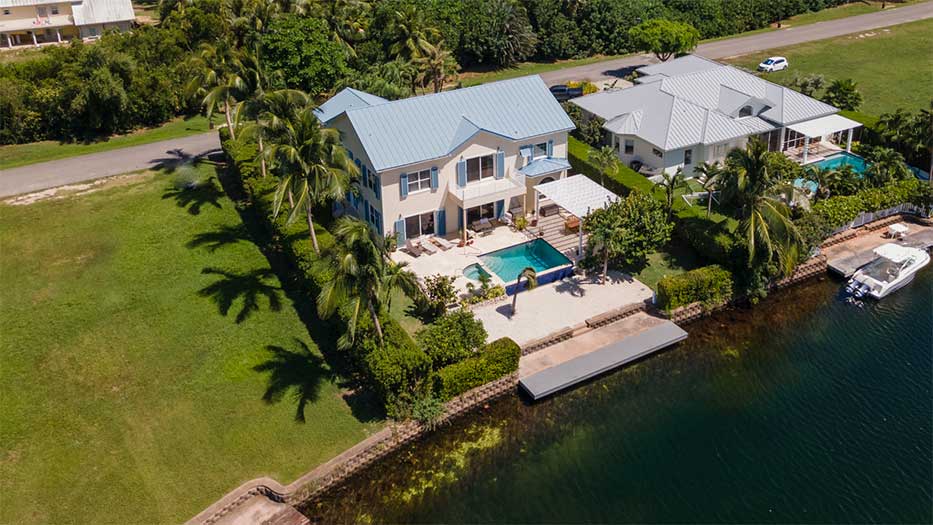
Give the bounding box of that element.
[828,203,931,237]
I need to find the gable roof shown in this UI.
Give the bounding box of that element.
[573,55,838,151]
[72,0,135,25]
[314,88,388,124]
[338,75,575,172]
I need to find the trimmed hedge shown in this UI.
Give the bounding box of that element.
[364,322,433,407]
[657,265,734,311]
[416,310,488,368]
[435,337,521,401]
[810,179,931,230]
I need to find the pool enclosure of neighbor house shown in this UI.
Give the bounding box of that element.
[782,114,863,165]
[533,175,620,257]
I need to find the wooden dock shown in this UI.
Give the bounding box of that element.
[827,228,933,277]
[519,312,688,400]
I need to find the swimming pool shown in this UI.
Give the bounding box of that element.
[462,263,492,282]
[810,152,868,173]
[479,239,573,293]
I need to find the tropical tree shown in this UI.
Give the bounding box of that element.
[387,4,440,60]
[584,192,671,282]
[628,19,700,62]
[231,46,287,178]
[510,267,537,315]
[588,145,619,187]
[187,41,242,140]
[382,260,421,312]
[293,0,370,57]
[722,139,802,275]
[414,40,459,93]
[864,146,911,186]
[915,100,933,185]
[693,161,722,218]
[788,73,826,98]
[821,79,862,111]
[583,203,623,284]
[264,99,357,254]
[802,165,833,201]
[653,167,688,219]
[316,217,386,344]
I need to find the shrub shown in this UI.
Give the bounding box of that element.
[422,273,458,317]
[364,330,432,410]
[435,337,520,401]
[674,217,737,268]
[657,265,734,311]
[416,310,488,367]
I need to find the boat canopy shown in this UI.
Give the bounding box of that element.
[873,243,917,264]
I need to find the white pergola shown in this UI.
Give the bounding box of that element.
[533,175,619,255]
[787,114,863,164]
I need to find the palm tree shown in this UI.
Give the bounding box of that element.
[414,40,459,93]
[588,145,619,187]
[264,101,357,254]
[382,260,420,313]
[510,267,537,316]
[693,161,722,218]
[232,46,288,178]
[317,217,386,344]
[914,99,933,186]
[294,0,370,57]
[802,165,832,201]
[387,4,439,60]
[723,139,802,275]
[865,146,911,186]
[583,206,623,284]
[654,168,688,219]
[187,41,242,140]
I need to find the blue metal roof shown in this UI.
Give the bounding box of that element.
[314,88,388,124]
[344,75,575,172]
[519,157,571,177]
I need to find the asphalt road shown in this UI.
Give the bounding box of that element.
[1,2,930,198]
[540,1,933,85]
[0,132,222,198]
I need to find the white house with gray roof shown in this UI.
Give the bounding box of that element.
[1,0,134,47]
[572,55,863,178]
[316,75,575,244]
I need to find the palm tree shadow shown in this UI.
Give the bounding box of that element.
[198,266,283,323]
[187,223,251,252]
[253,340,332,423]
[162,177,225,215]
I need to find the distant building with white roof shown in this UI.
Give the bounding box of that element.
[1,0,135,48]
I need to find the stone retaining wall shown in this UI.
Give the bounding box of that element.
[189,373,518,525]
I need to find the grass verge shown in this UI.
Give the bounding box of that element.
[0,115,213,170]
[0,164,382,524]
[725,17,933,115]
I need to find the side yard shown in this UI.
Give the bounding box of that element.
[0,165,381,524]
[725,17,933,116]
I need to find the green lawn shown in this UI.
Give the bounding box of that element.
[629,243,702,291]
[0,165,382,524]
[461,54,623,87]
[0,115,213,170]
[725,17,933,116]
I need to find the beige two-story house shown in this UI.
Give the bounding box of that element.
[315,75,575,244]
[1,0,134,48]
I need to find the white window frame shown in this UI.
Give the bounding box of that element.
[533,142,547,159]
[404,210,435,237]
[466,154,494,184]
[684,148,693,165]
[623,139,634,155]
[407,169,432,194]
[651,147,663,159]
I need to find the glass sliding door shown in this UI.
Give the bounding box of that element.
[404,211,435,238]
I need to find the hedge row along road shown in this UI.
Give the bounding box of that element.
[1,1,931,198]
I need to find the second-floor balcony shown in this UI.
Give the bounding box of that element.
[447,172,526,209]
[0,14,73,32]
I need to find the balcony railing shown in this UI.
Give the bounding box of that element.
[0,14,73,32]
[447,172,526,207]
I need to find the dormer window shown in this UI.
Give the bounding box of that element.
[739,105,754,118]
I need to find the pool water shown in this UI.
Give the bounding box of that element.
[479,239,570,282]
[462,263,491,282]
[810,152,868,173]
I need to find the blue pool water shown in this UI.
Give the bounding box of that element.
[462,263,492,282]
[811,152,868,173]
[479,239,571,282]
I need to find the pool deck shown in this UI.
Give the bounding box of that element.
[519,312,688,400]
[824,222,933,277]
[471,270,655,346]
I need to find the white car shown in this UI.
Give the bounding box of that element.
[758,56,788,72]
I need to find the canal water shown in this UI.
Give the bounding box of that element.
[304,270,932,524]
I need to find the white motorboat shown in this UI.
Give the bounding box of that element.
[845,243,930,300]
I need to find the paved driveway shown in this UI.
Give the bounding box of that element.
[540,1,933,85]
[0,132,221,198]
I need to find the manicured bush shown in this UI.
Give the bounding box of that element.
[809,179,930,230]
[435,337,520,401]
[674,217,737,268]
[365,335,432,408]
[657,265,734,311]
[416,310,488,367]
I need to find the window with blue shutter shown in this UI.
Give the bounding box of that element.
[374,173,381,200]
[457,206,464,230]
[436,209,446,236]
[395,219,405,245]
[347,150,354,160]
[430,167,438,190]
[362,198,369,224]
[361,165,368,189]
[495,150,505,179]
[546,139,553,158]
[399,173,408,199]
[495,200,505,220]
[456,159,467,187]
[354,159,362,182]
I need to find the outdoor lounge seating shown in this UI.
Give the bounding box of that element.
[540,203,560,217]
[473,218,494,234]
[564,216,580,232]
[431,236,455,250]
[419,237,438,254]
[405,238,423,256]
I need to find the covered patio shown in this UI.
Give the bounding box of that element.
[782,114,863,164]
[532,175,619,259]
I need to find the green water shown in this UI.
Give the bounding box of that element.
[305,271,932,524]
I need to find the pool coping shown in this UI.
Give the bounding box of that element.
[474,238,574,293]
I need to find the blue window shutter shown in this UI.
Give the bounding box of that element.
[376,211,382,232]
[348,150,354,160]
[456,159,467,187]
[457,206,464,230]
[430,167,438,190]
[395,219,406,245]
[436,209,446,236]
[495,150,505,179]
[495,200,505,219]
[374,173,381,199]
[399,172,408,199]
[547,140,554,157]
[361,165,368,188]
[363,198,369,223]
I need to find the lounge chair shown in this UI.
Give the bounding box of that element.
[420,237,438,254]
[432,236,455,250]
[405,238,423,256]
